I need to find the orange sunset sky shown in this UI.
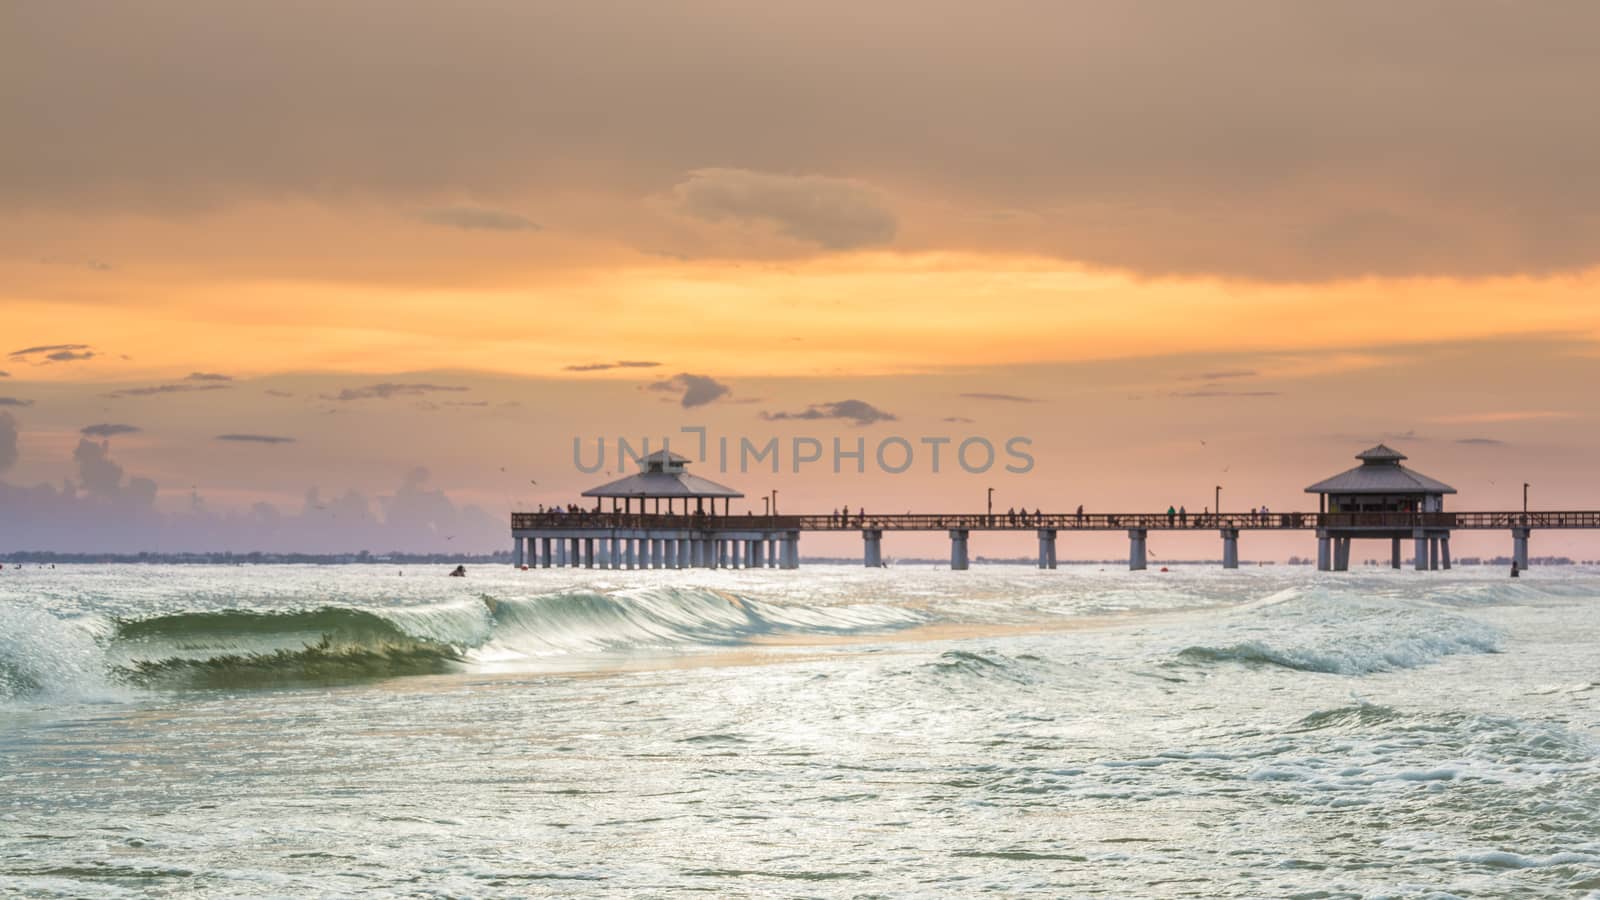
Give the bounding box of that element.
[4,2,1600,558]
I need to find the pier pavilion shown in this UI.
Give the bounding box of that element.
[511,450,799,569]
[1305,445,1456,571]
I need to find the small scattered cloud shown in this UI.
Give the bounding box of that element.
[10,343,90,359]
[1182,369,1258,381]
[1171,389,1282,399]
[216,434,296,444]
[0,370,9,377]
[0,397,34,407]
[81,423,141,438]
[105,383,233,398]
[264,389,295,398]
[564,360,663,372]
[761,399,898,426]
[333,383,470,401]
[1456,437,1508,446]
[646,373,731,408]
[418,206,541,232]
[942,416,976,424]
[185,372,233,382]
[10,343,98,364]
[1426,410,1578,424]
[959,392,1040,403]
[672,168,897,250]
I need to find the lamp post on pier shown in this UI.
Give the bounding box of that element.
[1215,485,1222,518]
[1523,482,1529,514]
[987,487,994,525]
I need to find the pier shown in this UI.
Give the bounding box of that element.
[511,445,1599,571]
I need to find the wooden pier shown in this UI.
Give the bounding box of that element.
[512,445,1595,572]
[509,509,1598,571]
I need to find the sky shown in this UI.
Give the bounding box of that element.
[4,1,1600,559]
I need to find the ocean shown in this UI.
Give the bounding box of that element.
[2,563,1597,897]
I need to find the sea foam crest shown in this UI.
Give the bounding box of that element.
[0,601,121,704]
[1175,588,1502,675]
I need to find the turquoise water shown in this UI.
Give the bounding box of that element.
[2,564,1598,897]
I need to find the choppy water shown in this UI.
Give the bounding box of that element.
[2,563,1598,897]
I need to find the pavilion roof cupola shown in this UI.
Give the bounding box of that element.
[580,448,743,515]
[1304,444,1456,513]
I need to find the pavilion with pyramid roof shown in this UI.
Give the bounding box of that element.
[1305,444,1457,571]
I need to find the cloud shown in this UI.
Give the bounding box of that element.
[761,399,898,425]
[1182,369,1258,381]
[81,423,142,438]
[1456,437,1507,446]
[0,371,9,377]
[564,360,663,372]
[0,398,34,407]
[959,392,1039,403]
[264,389,295,398]
[672,169,897,250]
[18,4,1600,279]
[185,372,233,382]
[646,373,730,408]
[333,383,470,401]
[418,206,541,232]
[10,344,97,364]
[942,416,976,423]
[0,412,16,472]
[1170,389,1282,399]
[10,343,91,359]
[105,383,234,398]
[216,433,296,444]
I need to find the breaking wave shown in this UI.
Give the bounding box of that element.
[1173,588,1504,675]
[2,587,927,697]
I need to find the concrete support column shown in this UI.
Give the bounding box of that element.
[1128,528,1147,571]
[513,536,525,568]
[1414,531,1428,571]
[863,528,883,567]
[1221,528,1239,569]
[1512,526,1531,569]
[784,532,800,569]
[950,529,970,570]
[541,537,552,568]
[1317,530,1331,572]
[718,540,729,569]
[1441,535,1452,570]
[1391,537,1402,570]
[649,539,662,569]
[1037,529,1057,569]
[1428,536,1439,571]
[584,538,595,569]
[674,539,686,569]
[1334,538,1350,572]
[751,540,765,569]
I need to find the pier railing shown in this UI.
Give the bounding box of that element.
[514,510,1600,532]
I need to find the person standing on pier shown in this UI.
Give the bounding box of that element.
[1179,506,1187,526]
[1167,505,1176,525]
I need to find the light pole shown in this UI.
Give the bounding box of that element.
[763,495,771,516]
[771,489,778,516]
[987,487,994,524]
[1523,482,1529,514]
[1215,485,1221,518]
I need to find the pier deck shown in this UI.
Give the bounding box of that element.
[514,510,1600,532]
